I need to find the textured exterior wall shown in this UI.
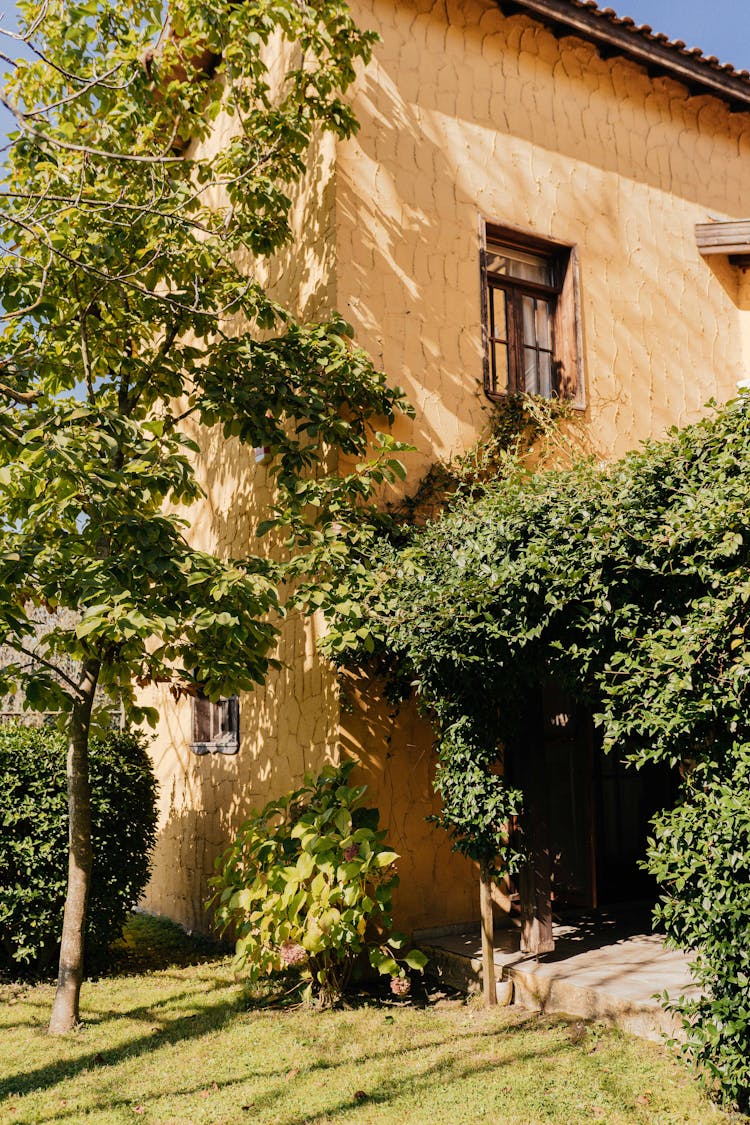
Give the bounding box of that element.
[334,0,750,932]
[144,0,750,935]
[338,0,750,472]
[141,84,342,929]
[341,675,486,933]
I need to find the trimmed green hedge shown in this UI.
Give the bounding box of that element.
[0,724,158,976]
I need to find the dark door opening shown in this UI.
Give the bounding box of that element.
[544,692,679,911]
[510,685,678,951]
[594,748,677,907]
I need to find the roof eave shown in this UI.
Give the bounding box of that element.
[498,0,750,112]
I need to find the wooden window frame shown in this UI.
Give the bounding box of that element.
[191,692,240,756]
[480,220,585,408]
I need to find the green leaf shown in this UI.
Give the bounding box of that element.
[373,850,399,868]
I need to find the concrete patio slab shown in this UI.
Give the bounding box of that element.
[421,913,698,1042]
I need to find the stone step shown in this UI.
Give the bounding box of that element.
[421,921,698,1042]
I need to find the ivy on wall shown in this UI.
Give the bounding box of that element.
[326,394,750,1110]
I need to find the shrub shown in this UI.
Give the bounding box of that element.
[647,751,750,1113]
[0,724,158,976]
[209,760,427,1007]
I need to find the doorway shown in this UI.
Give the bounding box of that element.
[543,686,677,912]
[594,747,676,906]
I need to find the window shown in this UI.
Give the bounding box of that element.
[191,692,240,756]
[481,224,584,405]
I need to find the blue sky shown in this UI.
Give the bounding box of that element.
[610,2,750,71]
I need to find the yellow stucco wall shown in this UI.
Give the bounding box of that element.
[337,0,750,476]
[141,92,343,927]
[144,0,750,935]
[332,0,750,936]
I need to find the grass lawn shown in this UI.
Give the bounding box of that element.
[0,916,743,1125]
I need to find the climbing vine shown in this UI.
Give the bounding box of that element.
[327,394,750,1110]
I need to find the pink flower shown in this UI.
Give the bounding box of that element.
[390,976,411,997]
[343,844,360,862]
[279,941,307,967]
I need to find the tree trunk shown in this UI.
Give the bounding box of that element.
[479,863,497,1007]
[48,659,100,1035]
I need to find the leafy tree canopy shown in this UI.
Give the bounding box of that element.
[0,0,410,718]
[328,396,750,764]
[0,0,410,1033]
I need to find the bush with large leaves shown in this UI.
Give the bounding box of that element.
[0,725,157,976]
[210,760,426,1007]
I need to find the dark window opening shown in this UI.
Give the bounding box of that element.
[191,693,240,756]
[481,224,584,406]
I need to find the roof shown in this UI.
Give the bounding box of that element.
[500,0,750,111]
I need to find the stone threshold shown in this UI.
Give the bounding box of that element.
[420,911,698,1042]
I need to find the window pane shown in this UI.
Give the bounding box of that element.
[490,288,507,341]
[522,296,537,346]
[193,695,212,743]
[217,699,230,736]
[536,299,552,350]
[539,351,553,398]
[487,242,552,285]
[523,346,539,394]
[492,342,509,394]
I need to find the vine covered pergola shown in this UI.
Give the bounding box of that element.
[328,396,750,1111]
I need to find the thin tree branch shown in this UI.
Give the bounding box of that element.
[2,212,226,316]
[0,381,40,404]
[0,258,50,322]
[0,0,50,44]
[127,320,182,410]
[78,294,94,403]
[0,191,215,235]
[6,640,83,697]
[22,64,130,117]
[0,97,186,163]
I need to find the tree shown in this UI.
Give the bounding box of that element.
[0,0,409,1033]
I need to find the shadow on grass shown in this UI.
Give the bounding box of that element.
[100,912,228,976]
[7,1016,586,1124]
[1,981,245,1102]
[1,914,638,1124]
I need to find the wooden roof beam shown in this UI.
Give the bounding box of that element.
[696,221,750,257]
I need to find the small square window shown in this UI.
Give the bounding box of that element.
[481,224,584,406]
[191,692,239,756]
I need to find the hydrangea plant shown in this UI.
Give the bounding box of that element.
[209,760,427,1006]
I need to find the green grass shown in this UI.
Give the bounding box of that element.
[0,916,742,1125]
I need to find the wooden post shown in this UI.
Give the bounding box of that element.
[519,845,555,955]
[517,686,555,957]
[479,864,497,1006]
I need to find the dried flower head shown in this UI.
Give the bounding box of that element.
[390,976,411,997]
[279,941,307,967]
[343,844,360,862]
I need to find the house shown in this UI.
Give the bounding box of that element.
[141,0,750,947]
